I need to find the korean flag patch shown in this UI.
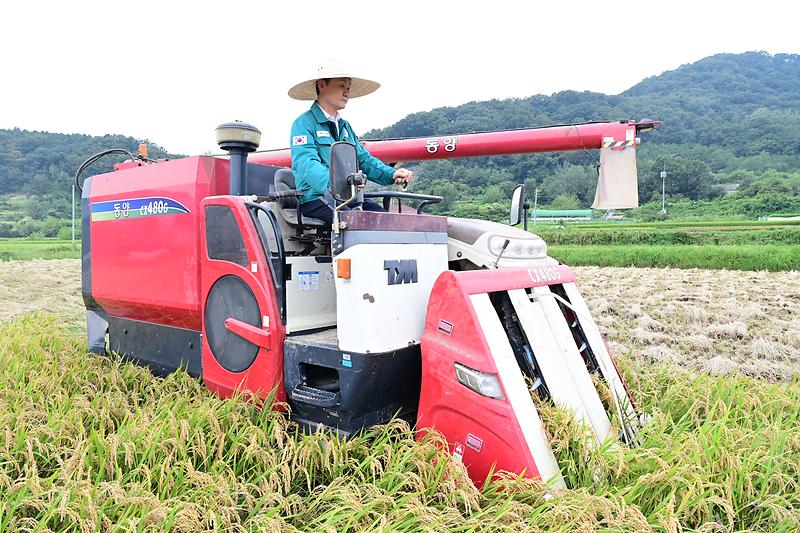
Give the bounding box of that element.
[292,135,307,146]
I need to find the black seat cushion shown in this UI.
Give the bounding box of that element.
[273,168,326,228]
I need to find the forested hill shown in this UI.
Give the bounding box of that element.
[0,130,172,197]
[621,52,800,153]
[362,51,800,213]
[368,51,800,158]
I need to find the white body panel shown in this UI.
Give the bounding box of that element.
[470,293,565,487]
[335,243,448,353]
[285,257,337,334]
[446,217,557,269]
[510,287,612,446]
[562,283,641,435]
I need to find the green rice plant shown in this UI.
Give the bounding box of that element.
[0,239,79,261]
[533,362,800,532]
[548,244,800,271]
[574,220,800,229]
[536,227,800,246]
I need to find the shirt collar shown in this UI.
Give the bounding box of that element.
[312,101,340,124]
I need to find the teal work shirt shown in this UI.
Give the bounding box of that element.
[290,102,396,204]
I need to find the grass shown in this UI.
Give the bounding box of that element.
[536,227,800,246]
[1,313,799,531]
[0,239,80,261]
[548,244,800,271]
[552,219,800,229]
[0,195,31,223]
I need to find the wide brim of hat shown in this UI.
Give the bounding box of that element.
[288,76,380,100]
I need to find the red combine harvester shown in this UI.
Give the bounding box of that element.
[80,119,659,487]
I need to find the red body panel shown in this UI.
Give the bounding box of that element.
[249,121,660,167]
[199,196,286,404]
[417,265,576,486]
[90,156,229,330]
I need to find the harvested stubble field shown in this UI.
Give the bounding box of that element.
[2,259,797,380]
[1,259,799,531]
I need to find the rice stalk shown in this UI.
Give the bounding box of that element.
[1,313,799,531]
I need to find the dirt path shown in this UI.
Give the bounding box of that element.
[1,259,798,379]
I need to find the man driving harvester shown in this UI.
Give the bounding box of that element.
[289,59,414,226]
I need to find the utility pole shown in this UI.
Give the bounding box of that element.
[660,164,667,215]
[533,187,539,227]
[71,184,76,249]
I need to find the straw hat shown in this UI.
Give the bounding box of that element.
[288,59,380,100]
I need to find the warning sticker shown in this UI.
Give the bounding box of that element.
[453,443,465,462]
[298,271,320,291]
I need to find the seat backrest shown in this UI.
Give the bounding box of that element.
[274,168,298,209]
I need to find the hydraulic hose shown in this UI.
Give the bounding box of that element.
[74,149,142,193]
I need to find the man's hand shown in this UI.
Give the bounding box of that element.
[393,168,414,186]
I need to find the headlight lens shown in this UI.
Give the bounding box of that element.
[488,236,546,258]
[455,363,505,400]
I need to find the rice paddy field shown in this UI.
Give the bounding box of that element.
[538,219,800,271]
[0,239,79,261]
[4,218,800,270]
[548,244,800,271]
[1,259,799,531]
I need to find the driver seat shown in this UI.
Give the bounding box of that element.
[274,168,327,228]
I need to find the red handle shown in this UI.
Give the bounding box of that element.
[224,317,271,349]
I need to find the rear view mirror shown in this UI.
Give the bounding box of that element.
[510,184,525,226]
[329,141,359,202]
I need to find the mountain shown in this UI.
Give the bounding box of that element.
[0,130,172,197]
[363,51,800,208]
[369,51,800,159]
[0,130,174,237]
[620,52,800,155]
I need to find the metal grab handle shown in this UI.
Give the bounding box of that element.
[363,191,443,214]
[245,201,287,323]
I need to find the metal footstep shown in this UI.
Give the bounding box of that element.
[291,384,341,407]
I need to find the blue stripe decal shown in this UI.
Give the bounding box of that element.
[91,197,190,221]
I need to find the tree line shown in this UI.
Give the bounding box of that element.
[0,51,798,235]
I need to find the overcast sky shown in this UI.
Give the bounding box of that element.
[1,1,797,156]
